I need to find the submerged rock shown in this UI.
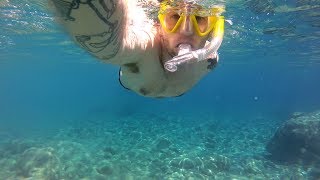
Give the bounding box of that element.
[154,137,172,150]
[16,147,60,179]
[266,111,320,164]
[96,163,113,176]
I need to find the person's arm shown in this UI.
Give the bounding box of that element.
[50,0,158,65]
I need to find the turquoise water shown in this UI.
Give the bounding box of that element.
[1,0,320,179]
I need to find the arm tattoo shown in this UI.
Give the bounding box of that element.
[51,0,122,59]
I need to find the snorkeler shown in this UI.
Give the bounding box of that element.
[50,0,225,97]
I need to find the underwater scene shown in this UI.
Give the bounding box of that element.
[0,0,320,179]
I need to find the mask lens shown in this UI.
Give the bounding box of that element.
[195,16,209,33]
[164,11,181,31]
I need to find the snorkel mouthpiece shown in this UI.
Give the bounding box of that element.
[164,14,225,72]
[165,44,194,72]
[178,44,192,55]
[164,44,196,72]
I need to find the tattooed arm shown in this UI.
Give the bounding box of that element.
[50,0,158,64]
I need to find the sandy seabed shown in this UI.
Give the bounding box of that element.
[0,112,316,179]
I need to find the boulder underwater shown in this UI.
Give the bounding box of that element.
[266,111,320,165]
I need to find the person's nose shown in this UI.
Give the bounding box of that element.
[180,16,194,36]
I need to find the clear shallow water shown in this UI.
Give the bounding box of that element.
[0,0,320,179]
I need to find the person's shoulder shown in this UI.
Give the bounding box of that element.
[50,0,160,65]
[50,0,127,61]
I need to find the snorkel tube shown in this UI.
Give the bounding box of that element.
[164,15,225,72]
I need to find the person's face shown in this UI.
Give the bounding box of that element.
[159,10,210,59]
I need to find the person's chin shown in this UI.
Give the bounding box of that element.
[168,51,176,58]
[169,46,180,57]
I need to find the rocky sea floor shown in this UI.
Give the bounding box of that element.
[0,112,318,179]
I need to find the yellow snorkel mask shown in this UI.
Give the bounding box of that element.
[158,1,226,72]
[158,1,224,37]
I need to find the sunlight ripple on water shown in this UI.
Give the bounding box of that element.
[0,0,319,65]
